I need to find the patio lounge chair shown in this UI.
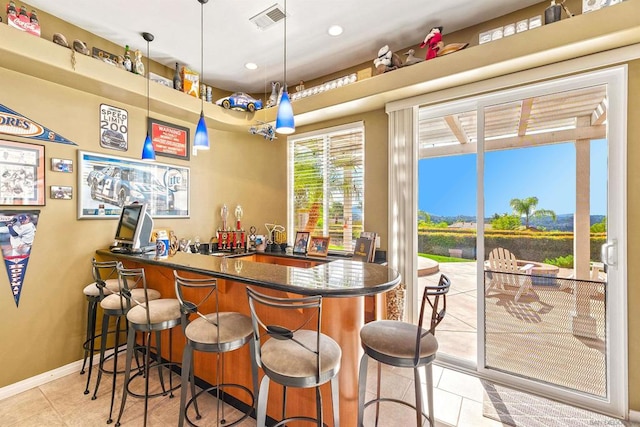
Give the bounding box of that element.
[485,248,535,303]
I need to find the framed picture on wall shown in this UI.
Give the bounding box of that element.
[0,140,45,206]
[148,118,190,160]
[77,150,190,219]
[51,158,73,173]
[50,185,72,200]
[307,236,330,257]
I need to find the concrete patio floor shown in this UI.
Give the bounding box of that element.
[418,261,607,397]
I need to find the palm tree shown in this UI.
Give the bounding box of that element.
[509,196,556,228]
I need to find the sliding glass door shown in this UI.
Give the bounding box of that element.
[413,68,626,416]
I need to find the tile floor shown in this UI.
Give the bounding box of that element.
[1,357,630,427]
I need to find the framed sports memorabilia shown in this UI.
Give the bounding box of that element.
[0,140,45,206]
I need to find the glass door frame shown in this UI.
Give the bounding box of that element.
[406,66,628,417]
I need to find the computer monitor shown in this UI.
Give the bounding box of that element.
[113,203,154,252]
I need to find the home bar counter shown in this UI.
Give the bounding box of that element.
[95,249,401,427]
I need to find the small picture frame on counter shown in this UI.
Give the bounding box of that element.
[307,236,330,257]
[293,231,310,255]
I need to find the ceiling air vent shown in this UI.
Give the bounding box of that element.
[249,4,285,30]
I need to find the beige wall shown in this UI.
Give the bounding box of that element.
[626,59,640,412]
[2,0,639,416]
[0,65,286,387]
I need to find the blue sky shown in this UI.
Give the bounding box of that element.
[418,140,607,217]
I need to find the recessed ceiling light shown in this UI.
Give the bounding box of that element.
[245,62,258,70]
[327,25,343,36]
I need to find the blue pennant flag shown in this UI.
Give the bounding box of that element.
[0,104,77,145]
[1,210,40,307]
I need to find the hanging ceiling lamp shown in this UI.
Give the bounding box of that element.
[141,32,156,161]
[275,0,295,135]
[193,0,210,152]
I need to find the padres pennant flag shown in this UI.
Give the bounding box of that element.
[0,104,76,145]
[1,210,39,307]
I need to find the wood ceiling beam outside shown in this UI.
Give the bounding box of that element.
[444,115,469,144]
[591,99,608,126]
[518,97,534,136]
[419,124,606,158]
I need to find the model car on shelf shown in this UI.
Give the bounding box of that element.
[86,165,175,210]
[216,92,263,112]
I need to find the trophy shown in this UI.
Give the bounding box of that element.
[235,205,245,250]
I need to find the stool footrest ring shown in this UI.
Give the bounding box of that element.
[184,383,254,427]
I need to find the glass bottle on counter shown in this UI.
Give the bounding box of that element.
[173,62,182,91]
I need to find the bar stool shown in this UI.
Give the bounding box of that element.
[357,274,450,427]
[91,261,161,424]
[174,271,257,427]
[81,259,120,395]
[246,287,341,427]
[114,264,182,427]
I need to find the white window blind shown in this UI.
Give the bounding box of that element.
[288,122,364,252]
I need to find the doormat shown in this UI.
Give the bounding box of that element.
[482,380,632,427]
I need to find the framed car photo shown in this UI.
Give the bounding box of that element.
[77,151,190,219]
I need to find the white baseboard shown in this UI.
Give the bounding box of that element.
[0,347,119,402]
[629,409,640,423]
[0,359,83,402]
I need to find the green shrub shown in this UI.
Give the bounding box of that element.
[544,254,574,268]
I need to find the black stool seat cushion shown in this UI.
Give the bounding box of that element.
[261,330,341,383]
[360,320,438,361]
[83,278,119,297]
[185,312,252,346]
[127,298,182,325]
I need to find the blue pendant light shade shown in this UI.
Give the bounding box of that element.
[194,111,209,150]
[275,0,294,135]
[194,0,210,151]
[275,90,294,134]
[142,133,156,161]
[141,31,156,161]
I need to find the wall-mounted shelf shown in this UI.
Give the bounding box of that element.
[2,0,639,132]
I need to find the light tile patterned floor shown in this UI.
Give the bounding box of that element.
[1,360,632,427]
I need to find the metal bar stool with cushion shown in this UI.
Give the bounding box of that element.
[357,274,450,427]
[246,287,341,427]
[174,271,257,427]
[114,264,182,427]
[81,259,120,395]
[91,261,161,424]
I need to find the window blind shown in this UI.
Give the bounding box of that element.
[288,122,364,252]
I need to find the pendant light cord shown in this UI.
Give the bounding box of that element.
[147,39,150,123]
[201,0,204,112]
[283,0,287,91]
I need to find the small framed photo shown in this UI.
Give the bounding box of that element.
[307,236,330,257]
[50,185,72,200]
[51,158,73,173]
[293,231,310,255]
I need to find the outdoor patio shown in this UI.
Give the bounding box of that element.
[419,261,607,397]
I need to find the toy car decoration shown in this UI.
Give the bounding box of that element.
[216,92,263,112]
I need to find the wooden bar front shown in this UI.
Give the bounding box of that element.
[96,250,400,427]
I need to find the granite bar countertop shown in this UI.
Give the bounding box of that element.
[96,249,401,297]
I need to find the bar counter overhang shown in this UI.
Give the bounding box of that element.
[96,249,401,427]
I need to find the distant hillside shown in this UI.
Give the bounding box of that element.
[428,213,606,232]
